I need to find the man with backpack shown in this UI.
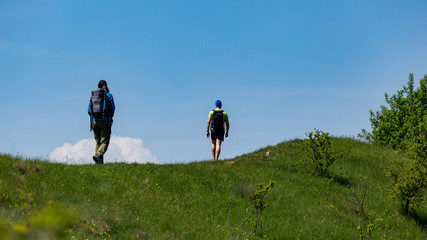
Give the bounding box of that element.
[88,80,115,164]
[206,100,230,161]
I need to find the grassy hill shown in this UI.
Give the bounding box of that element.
[0,138,426,239]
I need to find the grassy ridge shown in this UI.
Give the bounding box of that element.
[0,138,426,239]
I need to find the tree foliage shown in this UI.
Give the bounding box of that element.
[361,73,427,156]
[361,73,427,214]
[385,161,425,215]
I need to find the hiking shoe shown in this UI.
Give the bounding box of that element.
[98,155,104,164]
[92,155,99,164]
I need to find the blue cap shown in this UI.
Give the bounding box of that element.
[215,100,222,108]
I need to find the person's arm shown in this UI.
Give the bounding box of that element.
[88,100,93,131]
[88,101,91,116]
[225,119,230,138]
[107,93,115,117]
[206,118,211,138]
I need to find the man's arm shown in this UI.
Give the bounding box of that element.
[206,118,211,138]
[88,100,92,116]
[225,119,230,138]
[107,93,115,117]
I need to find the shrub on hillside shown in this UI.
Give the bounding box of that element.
[301,129,345,176]
[0,202,79,240]
[249,181,275,238]
[385,161,426,215]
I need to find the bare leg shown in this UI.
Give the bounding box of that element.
[211,140,216,161]
[215,139,222,161]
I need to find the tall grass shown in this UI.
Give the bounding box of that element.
[0,138,426,239]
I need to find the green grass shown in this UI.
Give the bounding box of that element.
[0,138,426,239]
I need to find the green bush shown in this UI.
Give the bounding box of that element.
[0,202,78,240]
[249,181,275,238]
[385,161,426,215]
[302,129,345,176]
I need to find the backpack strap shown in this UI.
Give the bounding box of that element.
[102,87,107,118]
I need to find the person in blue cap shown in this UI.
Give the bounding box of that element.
[206,100,230,161]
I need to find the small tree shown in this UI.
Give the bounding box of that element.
[385,161,426,215]
[345,182,388,240]
[249,181,275,238]
[302,129,345,176]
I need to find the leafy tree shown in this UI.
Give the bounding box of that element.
[360,73,427,214]
[385,161,425,215]
[360,73,427,157]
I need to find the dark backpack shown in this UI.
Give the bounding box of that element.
[89,88,107,118]
[211,110,224,131]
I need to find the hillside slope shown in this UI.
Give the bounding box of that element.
[0,138,426,239]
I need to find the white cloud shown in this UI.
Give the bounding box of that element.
[49,136,159,165]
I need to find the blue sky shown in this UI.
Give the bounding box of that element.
[1,0,427,164]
